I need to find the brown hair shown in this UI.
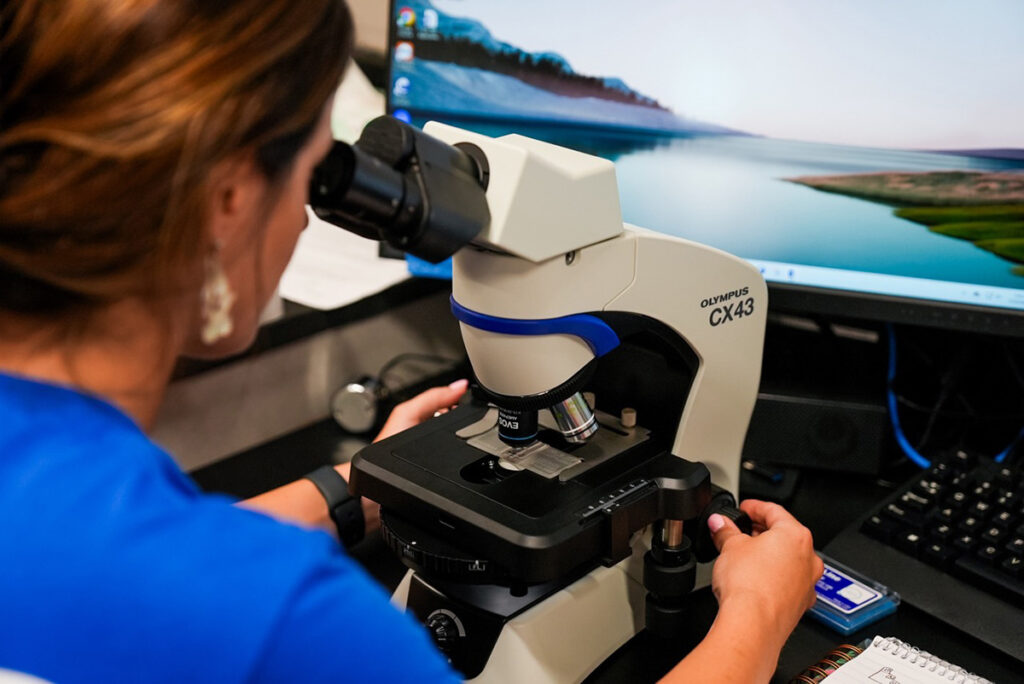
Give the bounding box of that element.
[0,0,353,316]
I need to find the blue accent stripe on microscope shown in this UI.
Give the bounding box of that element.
[450,297,620,357]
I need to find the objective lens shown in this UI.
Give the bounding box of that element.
[549,392,598,444]
[497,407,539,447]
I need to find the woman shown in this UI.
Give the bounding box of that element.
[0,1,821,682]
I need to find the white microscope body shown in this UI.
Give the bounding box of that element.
[387,123,768,683]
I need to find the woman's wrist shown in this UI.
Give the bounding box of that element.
[333,462,380,536]
[717,590,791,656]
[658,591,787,683]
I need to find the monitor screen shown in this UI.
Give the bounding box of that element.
[386,1,1024,335]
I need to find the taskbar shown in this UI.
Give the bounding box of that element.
[750,260,1024,314]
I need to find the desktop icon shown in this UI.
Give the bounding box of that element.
[397,7,416,28]
[392,77,411,98]
[394,42,414,63]
[393,109,413,124]
[422,9,439,30]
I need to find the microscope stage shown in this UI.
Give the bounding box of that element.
[350,402,710,584]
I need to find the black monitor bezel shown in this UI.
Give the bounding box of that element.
[383,1,1024,339]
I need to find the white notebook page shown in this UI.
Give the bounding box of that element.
[821,636,993,684]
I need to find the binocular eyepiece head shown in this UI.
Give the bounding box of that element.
[308,116,490,263]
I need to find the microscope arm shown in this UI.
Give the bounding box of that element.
[452,227,767,496]
[605,228,767,496]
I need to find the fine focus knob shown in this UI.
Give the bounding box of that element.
[716,505,753,534]
[692,494,753,563]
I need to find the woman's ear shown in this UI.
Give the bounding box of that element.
[206,153,266,249]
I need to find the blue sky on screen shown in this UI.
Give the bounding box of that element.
[432,0,1024,151]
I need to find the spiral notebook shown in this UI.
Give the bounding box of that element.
[820,636,993,684]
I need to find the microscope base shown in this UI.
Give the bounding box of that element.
[392,530,714,684]
[395,556,645,684]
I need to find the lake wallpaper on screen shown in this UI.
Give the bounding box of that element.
[390,0,1024,307]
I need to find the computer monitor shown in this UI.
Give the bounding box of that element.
[385,1,1024,336]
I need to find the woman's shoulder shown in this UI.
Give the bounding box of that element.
[0,371,155,460]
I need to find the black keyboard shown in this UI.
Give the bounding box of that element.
[825,452,1024,661]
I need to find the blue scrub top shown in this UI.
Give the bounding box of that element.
[0,372,461,683]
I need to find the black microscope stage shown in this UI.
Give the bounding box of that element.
[350,402,711,585]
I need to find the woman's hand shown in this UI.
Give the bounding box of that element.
[241,380,470,539]
[373,379,469,442]
[708,500,824,648]
[659,500,822,683]
[337,379,468,537]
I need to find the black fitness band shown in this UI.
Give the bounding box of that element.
[304,465,365,548]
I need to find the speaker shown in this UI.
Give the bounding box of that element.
[743,391,888,474]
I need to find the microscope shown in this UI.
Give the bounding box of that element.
[310,117,767,682]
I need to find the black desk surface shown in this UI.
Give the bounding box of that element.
[193,420,1024,682]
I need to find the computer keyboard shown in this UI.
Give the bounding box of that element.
[824,452,1024,661]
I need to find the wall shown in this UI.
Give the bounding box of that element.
[152,290,462,471]
[349,0,388,55]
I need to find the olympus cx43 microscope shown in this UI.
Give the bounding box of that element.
[310,116,767,683]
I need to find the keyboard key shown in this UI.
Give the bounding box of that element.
[895,530,924,557]
[958,516,983,534]
[928,461,954,480]
[1003,555,1024,579]
[992,510,1018,529]
[931,507,956,524]
[951,450,976,471]
[922,542,959,569]
[954,554,1024,607]
[883,503,925,529]
[976,544,1003,566]
[947,491,970,508]
[996,467,1019,488]
[1006,537,1024,557]
[899,491,932,510]
[929,523,954,541]
[954,534,978,553]
[861,514,900,544]
[982,526,1008,545]
[969,500,992,518]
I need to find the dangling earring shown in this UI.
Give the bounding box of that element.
[200,247,236,345]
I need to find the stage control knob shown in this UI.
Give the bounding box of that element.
[380,510,510,583]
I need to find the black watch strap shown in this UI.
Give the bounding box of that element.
[304,465,365,548]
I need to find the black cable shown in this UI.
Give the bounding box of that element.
[915,351,967,452]
[887,324,1024,467]
[891,394,1021,421]
[1005,343,1024,392]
